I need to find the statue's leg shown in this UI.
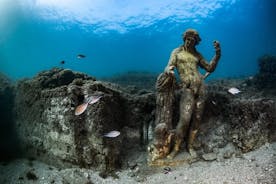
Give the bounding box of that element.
[188,86,206,157]
[168,88,195,159]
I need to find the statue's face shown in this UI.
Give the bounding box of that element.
[184,36,196,48]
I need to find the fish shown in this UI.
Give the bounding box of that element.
[228,87,241,95]
[74,103,88,116]
[77,54,86,59]
[74,95,103,116]
[103,130,120,138]
[60,60,65,65]
[85,95,103,105]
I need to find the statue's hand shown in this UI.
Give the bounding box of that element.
[213,40,220,51]
[165,66,175,75]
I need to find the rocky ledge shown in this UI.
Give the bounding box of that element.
[12,68,155,172]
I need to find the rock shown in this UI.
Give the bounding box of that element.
[223,150,234,159]
[127,159,138,170]
[229,98,275,153]
[202,153,217,161]
[36,68,95,89]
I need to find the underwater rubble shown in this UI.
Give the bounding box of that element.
[0,55,275,182]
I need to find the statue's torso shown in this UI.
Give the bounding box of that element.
[175,49,203,90]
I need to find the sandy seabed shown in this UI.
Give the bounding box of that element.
[0,142,275,184]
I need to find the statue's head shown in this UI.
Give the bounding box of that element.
[182,29,201,45]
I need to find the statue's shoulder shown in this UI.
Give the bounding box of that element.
[171,46,183,54]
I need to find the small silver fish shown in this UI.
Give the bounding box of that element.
[103,130,120,138]
[228,87,241,95]
[77,54,86,59]
[85,95,103,105]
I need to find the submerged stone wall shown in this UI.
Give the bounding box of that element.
[14,68,155,171]
[196,80,276,161]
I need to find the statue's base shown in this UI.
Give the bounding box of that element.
[148,151,200,167]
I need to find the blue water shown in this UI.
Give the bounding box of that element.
[0,0,275,81]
